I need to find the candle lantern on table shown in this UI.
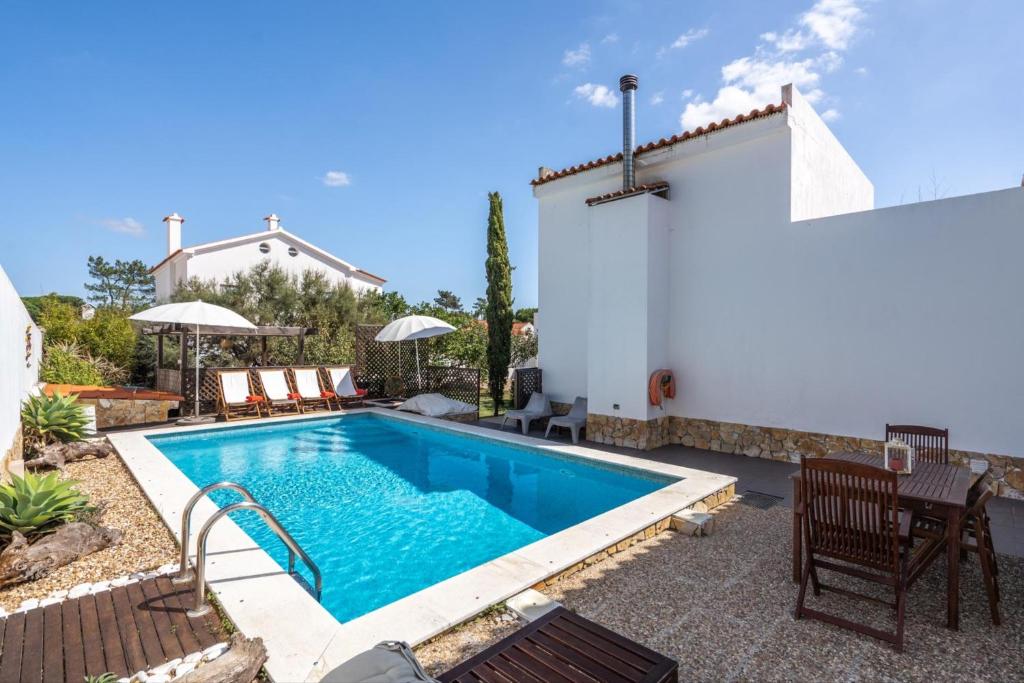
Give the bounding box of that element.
[884,437,915,475]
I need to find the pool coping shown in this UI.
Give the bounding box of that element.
[108,409,735,682]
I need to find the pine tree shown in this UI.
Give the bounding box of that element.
[485,192,513,415]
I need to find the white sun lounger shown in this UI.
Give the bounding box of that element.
[291,368,331,412]
[544,396,588,444]
[256,368,301,415]
[216,370,261,421]
[501,392,552,435]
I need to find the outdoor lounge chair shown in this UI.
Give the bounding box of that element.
[500,391,552,435]
[255,368,302,415]
[216,369,263,421]
[322,366,366,409]
[323,606,678,683]
[290,367,331,413]
[545,396,587,444]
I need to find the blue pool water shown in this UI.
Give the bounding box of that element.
[148,413,674,622]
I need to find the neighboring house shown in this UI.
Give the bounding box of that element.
[533,79,1024,496]
[151,213,385,301]
[80,304,95,320]
[475,320,536,336]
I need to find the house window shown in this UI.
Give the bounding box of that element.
[259,242,270,254]
[288,246,299,257]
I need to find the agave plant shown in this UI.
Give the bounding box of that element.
[0,471,92,536]
[21,391,89,450]
[84,674,119,683]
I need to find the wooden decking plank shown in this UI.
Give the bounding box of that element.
[78,594,108,677]
[19,607,43,683]
[60,598,86,683]
[505,641,583,683]
[125,581,167,666]
[553,617,655,672]
[487,654,543,682]
[153,577,202,655]
[0,615,6,664]
[111,586,148,675]
[463,661,514,683]
[41,603,64,683]
[139,577,185,660]
[94,589,129,677]
[0,612,26,683]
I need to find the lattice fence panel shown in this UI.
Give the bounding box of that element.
[182,365,339,416]
[512,368,542,410]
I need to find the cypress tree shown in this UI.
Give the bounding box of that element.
[485,192,513,415]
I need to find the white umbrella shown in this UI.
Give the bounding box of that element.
[375,315,456,389]
[130,301,257,423]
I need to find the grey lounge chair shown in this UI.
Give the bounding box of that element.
[501,392,552,435]
[545,396,587,444]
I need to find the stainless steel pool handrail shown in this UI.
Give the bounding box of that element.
[173,481,257,585]
[187,501,323,618]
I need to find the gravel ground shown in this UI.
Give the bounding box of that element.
[0,453,179,611]
[418,498,1023,681]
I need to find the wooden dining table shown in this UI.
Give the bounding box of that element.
[791,452,975,630]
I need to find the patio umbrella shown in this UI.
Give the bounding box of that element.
[374,315,456,389]
[130,301,257,424]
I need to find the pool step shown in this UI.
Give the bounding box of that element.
[670,510,715,536]
[506,589,562,622]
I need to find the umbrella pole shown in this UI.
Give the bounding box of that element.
[415,339,421,389]
[194,322,201,417]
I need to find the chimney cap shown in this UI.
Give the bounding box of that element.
[162,212,185,223]
[264,213,281,231]
[619,74,638,92]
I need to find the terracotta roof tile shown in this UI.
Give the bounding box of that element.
[533,102,787,187]
[585,181,670,206]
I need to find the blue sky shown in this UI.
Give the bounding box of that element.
[2,1,1021,308]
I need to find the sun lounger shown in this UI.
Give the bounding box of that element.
[291,367,332,413]
[255,368,302,415]
[323,607,678,683]
[323,366,366,409]
[501,391,552,435]
[216,370,263,421]
[545,396,587,444]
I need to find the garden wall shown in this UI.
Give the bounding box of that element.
[0,264,42,473]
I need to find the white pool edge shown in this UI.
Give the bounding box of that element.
[108,409,735,682]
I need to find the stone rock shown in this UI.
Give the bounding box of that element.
[172,661,196,678]
[147,675,170,683]
[49,589,69,599]
[202,642,229,661]
[150,657,182,676]
[19,598,39,610]
[183,651,204,664]
[40,597,62,607]
[111,576,131,587]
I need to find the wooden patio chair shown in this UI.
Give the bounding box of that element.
[911,474,1001,625]
[255,368,302,416]
[795,458,915,651]
[290,367,332,413]
[215,370,263,421]
[320,366,366,409]
[885,424,949,464]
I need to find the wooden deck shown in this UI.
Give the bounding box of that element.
[440,607,678,683]
[0,576,225,683]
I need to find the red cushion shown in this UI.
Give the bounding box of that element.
[320,391,336,398]
[246,395,265,403]
[287,392,302,400]
[355,388,368,397]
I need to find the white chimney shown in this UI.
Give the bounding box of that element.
[264,213,281,231]
[162,212,184,255]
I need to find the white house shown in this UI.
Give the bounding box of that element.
[533,78,1024,497]
[151,213,385,301]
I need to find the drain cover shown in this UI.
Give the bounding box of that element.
[738,490,783,510]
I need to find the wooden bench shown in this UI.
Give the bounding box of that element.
[439,607,678,683]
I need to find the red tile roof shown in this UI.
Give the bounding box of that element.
[585,181,670,206]
[532,102,787,187]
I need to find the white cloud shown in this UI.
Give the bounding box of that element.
[601,33,619,44]
[574,83,618,108]
[100,217,144,236]
[671,28,710,49]
[562,43,591,67]
[680,0,864,130]
[322,170,351,187]
[681,89,694,100]
[820,108,840,121]
[650,91,665,106]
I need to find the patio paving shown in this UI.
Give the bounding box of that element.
[418,497,1023,681]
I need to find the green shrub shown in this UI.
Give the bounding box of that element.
[0,471,92,536]
[39,341,106,385]
[78,309,137,371]
[21,391,90,449]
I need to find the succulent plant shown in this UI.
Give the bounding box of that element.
[0,471,92,536]
[21,391,89,449]
[84,674,119,683]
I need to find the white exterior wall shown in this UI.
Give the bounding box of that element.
[536,85,1024,458]
[153,232,382,301]
[0,263,41,465]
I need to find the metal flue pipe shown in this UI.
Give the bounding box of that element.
[619,74,638,190]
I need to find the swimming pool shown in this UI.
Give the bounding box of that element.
[148,412,676,622]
